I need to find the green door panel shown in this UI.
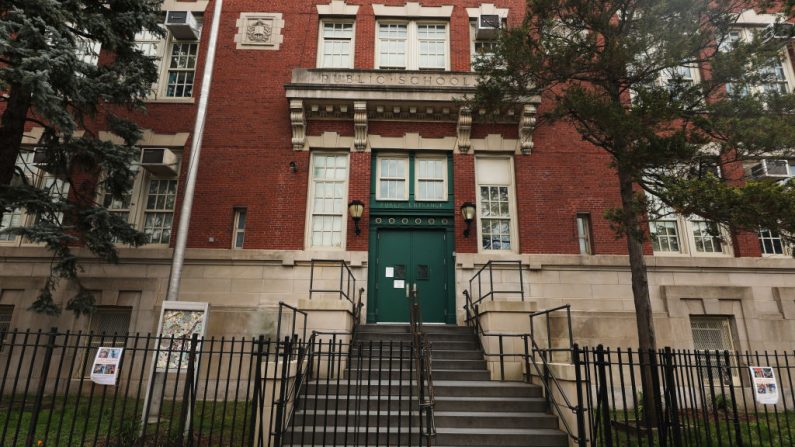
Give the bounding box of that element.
[374,230,447,323]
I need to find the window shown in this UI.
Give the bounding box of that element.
[309,153,349,248]
[233,208,247,249]
[415,157,446,201]
[79,306,132,377]
[166,42,198,97]
[96,156,180,246]
[476,157,516,252]
[690,316,738,385]
[377,21,449,70]
[0,150,71,245]
[576,214,593,255]
[759,229,791,256]
[377,23,408,69]
[319,21,354,68]
[417,24,446,70]
[0,305,13,351]
[722,28,794,96]
[75,36,101,66]
[143,179,177,244]
[690,219,723,253]
[376,156,409,200]
[472,39,498,65]
[648,193,730,256]
[134,25,201,100]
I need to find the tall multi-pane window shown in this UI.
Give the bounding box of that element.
[415,158,446,201]
[759,229,790,255]
[722,28,793,96]
[690,219,723,253]
[378,23,408,69]
[143,179,177,244]
[75,37,101,66]
[320,22,354,68]
[0,209,23,241]
[166,42,198,97]
[576,214,593,255]
[476,157,515,252]
[479,186,512,250]
[310,154,348,248]
[102,167,137,224]
[377,22,448,70]
[233,208,247,249]
[650,219,681,253]
[377,157,408,200]
[417,24,446,70]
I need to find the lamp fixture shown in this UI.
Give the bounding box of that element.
[289,161,297,173]
[460,202,476,237]
[348,200,365,235]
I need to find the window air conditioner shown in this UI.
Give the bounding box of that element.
[750,159,790,179]
[762,22,794,44]
[165,11,201,40]
[476,14,502,39]
[140,148,178,176]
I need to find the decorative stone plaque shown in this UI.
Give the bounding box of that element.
[234,13,284,50]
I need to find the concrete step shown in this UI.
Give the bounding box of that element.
[435,427,569,446]
[348,358,487,370]
[284,427,568,446]
[292,409,420,427]
[434,396,548,413]
[305,380,542,398]
[297,394,418,411]
[348,347,484,361]
[434,411,560,429]
[344,368,490,381]
[357,324,474,335]
[351,342,480,354]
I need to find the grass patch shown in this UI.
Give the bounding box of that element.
[0,395,252,447]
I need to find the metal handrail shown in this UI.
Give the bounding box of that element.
[529,304,574,362]
[407,284,436,445]
[308,259,357,304]
[467,260,525,306]
[276,301,308,342]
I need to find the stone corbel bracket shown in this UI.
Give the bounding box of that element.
[518,104,537,155]
[456,107,472,154]
[290,99,306,151]
[353,101,368,151]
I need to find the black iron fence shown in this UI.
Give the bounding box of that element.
[573,345,795,446]
[0,328,437,447]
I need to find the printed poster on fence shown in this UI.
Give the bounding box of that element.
[750,366,779,405]
[91,347,123,386]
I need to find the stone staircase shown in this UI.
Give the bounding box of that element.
[286,325,569,446]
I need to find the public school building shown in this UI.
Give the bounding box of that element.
[1,0,795,354]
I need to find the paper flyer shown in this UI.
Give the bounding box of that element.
[91,347,123,386]
[750,366,779,405]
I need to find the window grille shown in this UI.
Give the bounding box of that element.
[78,306,132,377]
[0,305,13,351]
[691,316,738,385]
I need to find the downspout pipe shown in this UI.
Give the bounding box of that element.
[165,0,223,302]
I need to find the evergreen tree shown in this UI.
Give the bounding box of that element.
[0,0,164,315]
[473,0,795,421]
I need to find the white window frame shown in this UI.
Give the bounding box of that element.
[722,27,795,95]
[576,213,593,255]
[375,20,450,71]
[232,208,247,249]
[414,155,448,202]
[96,152,181,247]
[690,315,740,385]
[758,228,792,257]
[474,156,519,254]
[649,214,733,257]
[375,155,410,201]
[306,152,350,250]
[135,27,200,102]
[317,20,356,69]
[1,150,71,247]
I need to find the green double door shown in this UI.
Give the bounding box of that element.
[373,229,449,323]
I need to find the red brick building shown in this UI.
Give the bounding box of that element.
[1,1,794,351]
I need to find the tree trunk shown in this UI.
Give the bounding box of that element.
[617,165,660,427]
[0,84,31,186]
